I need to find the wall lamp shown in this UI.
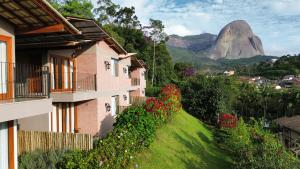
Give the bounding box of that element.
[105,103,111,112]
[104,61,111,70]
[123,95,128,101]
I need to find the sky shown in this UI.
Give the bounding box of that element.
[91,0,300,56]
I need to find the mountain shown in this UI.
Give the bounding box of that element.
[210,20,265,59]
[167,33,217,52]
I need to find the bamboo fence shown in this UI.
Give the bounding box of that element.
[18,130,93,155]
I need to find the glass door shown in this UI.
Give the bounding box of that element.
[0,122,8,169]
[0,41,8,99]
[50,57,74,92]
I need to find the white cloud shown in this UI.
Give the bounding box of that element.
[270,0,300,15]
[165,24,194,36]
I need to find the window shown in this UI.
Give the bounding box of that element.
[50,57,75,91]
[0,35,12,100]
[111,96,119,116]
[111,59,119,77]
[0,41,7,95]
[0,122,8,169]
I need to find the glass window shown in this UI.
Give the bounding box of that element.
[0,122,8,169]
[111,59,119,77]
[0,41,7,94]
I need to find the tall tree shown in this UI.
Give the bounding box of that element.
[145,19,168,86]
[48,0,94,18]
[95,0,120,24]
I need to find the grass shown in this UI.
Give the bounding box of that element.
[131,110,233,169]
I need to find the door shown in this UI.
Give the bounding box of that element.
[0,35,12,100]
[111,96,117,116]
[50,56,75,92]
[0,122,8,169]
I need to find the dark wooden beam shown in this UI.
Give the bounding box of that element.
[16,24,65,35]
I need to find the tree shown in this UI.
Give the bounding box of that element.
[48,0,94,18]
[95,0,120,24]
[144,19,168,86]
[114,7,141,28]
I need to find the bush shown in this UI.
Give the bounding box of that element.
[21,84,182,169]
[226,119,300,169]
[180,75,237,123]
[19,150,65,169]
[145,84,182,122]
[218,113,238,128]
[145,86,161,97]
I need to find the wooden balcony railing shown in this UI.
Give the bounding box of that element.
[131,78,140,86]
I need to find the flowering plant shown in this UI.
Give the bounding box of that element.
[145,84,182,122]
[218,113,237,128]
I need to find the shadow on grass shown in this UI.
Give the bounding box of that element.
[173,129,232,169]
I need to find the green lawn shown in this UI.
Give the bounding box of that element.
[131,110,233,169]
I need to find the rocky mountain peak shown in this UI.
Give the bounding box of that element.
[210,20,265,59]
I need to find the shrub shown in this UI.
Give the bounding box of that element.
[226,119,300,169]
[145,86,161,97]
[145,84,181,122]
[180,75,236,123]
[218,113,237,128]
[19,150,65,169]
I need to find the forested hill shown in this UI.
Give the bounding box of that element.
[238,54,300,79]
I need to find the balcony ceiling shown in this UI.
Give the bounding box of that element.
[0,0,79,34]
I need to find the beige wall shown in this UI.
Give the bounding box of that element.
[0,18,15,63]
[18,114,50,132]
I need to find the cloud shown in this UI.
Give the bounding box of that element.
[165,24,194,36]
[269,0,300,15]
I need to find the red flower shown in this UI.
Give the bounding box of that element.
[218,113,237,128]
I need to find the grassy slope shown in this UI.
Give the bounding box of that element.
[132,110,232,169]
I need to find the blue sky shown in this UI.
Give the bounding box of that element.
[92,0,300,56]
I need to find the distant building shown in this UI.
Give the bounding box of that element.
[283,75,295,81]
[224,70,235,76]
[250,76,270,86]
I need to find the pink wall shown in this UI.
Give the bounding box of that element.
[76,45,97,75]
[77,99,98,135]
[130,68,146,96]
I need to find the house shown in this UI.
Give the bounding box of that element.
[274,116,300,156]
[223,70,235,76]
[0,1,146,168]
[249,76,270,86]
[16,17,147,137]
[283,75,295,81]
[0,1,80,168]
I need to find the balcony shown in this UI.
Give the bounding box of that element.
[50,72,98,102]
[131,78,140,86]
[0,62,52,122]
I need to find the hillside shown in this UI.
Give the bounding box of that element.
[132,110,232,169]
